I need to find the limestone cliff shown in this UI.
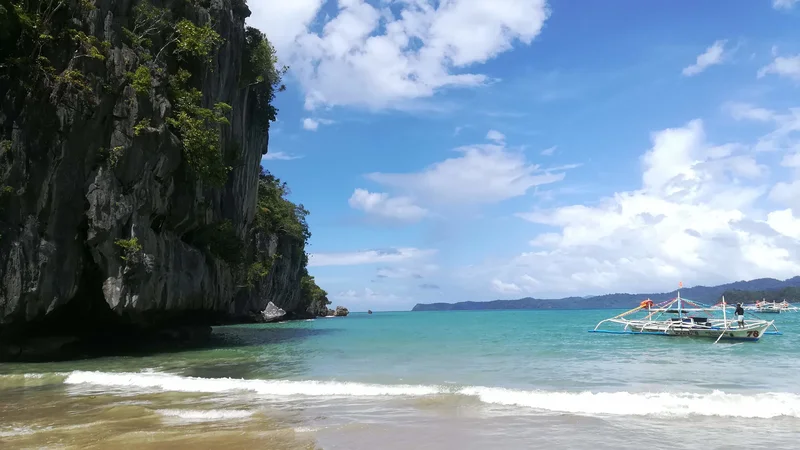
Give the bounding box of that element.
[0,0,328,351]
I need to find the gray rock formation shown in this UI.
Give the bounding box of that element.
[0,0,312,354]
[261,301,286,322]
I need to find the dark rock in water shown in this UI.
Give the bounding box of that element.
[261,302,287,322]
[334,306,349,317]
[368,310,372,314]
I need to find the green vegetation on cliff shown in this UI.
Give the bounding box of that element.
[302,274,331,317]
[0,0,330,321]
[255,169,310,243]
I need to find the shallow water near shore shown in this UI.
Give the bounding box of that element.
[3,310,800,449]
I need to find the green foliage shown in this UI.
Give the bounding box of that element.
[174,18,223,63]
[167,69,232,186]
[246,253,279,286]
[115,237,142,261]
[133,118,151,136]
[1,0,98,94]
[107,146,124,167]
[255,168,310,244]
[0,185,13,196]
[242,27,285,87]
[70,29,110,61]
[722,287,800,304]
[242,27,286,130]
[188,220,244,264]
[56,69,93,98]
[123,1,171,51]
[302,274,330,316]
[128,65,152,94]
[0,140,11,152]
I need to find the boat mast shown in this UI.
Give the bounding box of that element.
[677,281,683,319]
[721,295,727,323]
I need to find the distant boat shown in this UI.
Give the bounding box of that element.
[713,299,800,314]
[750,300,799,314]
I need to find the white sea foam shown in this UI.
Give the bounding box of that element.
[157,409,254,422]
[61,371,800,419]
[458,386,800,418]
[0,426,42,438]
[64,371,442,397]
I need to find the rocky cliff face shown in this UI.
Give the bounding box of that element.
[0,0,315,352]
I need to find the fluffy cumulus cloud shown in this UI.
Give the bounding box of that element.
[248,0,550,110]
[302,118,335,131]
[682,40,728,76]
[467,109,800,297]
[348,132,575,221]
[758,53,800,82]
[486,129,506,143]
[348,188,429,222]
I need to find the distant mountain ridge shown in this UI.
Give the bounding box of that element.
[411,277,800,311]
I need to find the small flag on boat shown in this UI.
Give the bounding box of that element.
[679,281,683,288]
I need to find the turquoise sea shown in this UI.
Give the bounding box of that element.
[3,309,800,449]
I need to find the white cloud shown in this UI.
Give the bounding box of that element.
[248,0,551,110]
[302,118,335,131]
[247,0,324,53]
[364,142,570,206]
[328,287,410,311]
[375,264,439,280]
[491,279,522,294]
[722,103,800,153]
[682,40,728,77]
[540,146,556,156]
[348,188,429,223]
[308,247,436,267]
[461,114,800,297]
[758,53,800,81]
[486,129,505,143]
[773,0,799,9]
[262,151,303,161]
[723,102,776,122]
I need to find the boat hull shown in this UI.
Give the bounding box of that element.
[632,323,770,341]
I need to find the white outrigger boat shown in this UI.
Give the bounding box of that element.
[590,291,780,343]
[750,300,799,314]
[712,299,800,314]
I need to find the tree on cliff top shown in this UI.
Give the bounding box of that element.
[302,274,330,317]
[242,26,286,130]
[255,167,310,244]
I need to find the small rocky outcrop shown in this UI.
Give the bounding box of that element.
[333,306,349,317]
[261,302,286,322]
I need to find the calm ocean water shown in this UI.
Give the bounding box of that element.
[3,309,800,449]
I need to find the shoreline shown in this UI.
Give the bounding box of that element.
[0,310,344,363]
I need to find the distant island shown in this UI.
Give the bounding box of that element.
[411,277,800,311]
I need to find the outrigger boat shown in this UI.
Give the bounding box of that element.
[590,291,780,343]
[712,299,800,314]
[750,300,799,314]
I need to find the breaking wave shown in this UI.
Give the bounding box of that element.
[56,370,800,419]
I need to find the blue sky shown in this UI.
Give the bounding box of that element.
[248,0,800,311]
